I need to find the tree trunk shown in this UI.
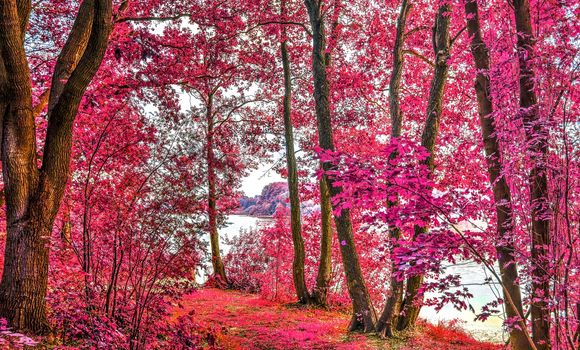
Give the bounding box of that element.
[575,303,579,348]
[0,44,7,156]
[377,225,404,337]
[0,11,50,326]
[48,0,94,115]
[313,176,333,306]
[511,1,551,349]
[464,2,533,349]
[398,2,451,331]
[0,0,111,333]
[281,39,310,303]
[206,94,228,286]
[397,246,424,331]
[82,189,93,302]
[305,0,377,332]
[0,202,51,333]
[376,0,411,338]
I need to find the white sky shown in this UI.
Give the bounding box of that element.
[240,161,284,197]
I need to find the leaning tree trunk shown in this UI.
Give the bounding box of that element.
[305,0,377,332]
[0,0,112,334]
[398,2,451,331]
[313,176,333,306]
[376,0,411,338]
[512,1,551,349]
[280,39,310,303]
[206,94,228,287]
[464,2,533,349]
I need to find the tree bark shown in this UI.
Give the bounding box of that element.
[313,176,333,306]
[0,1,45,332]
[206,93,228,286]
[575,303,579,348]
[398,2,451,331]
[376,0,411,338]
[280,39,310,303]
[305,0,377,332]
[464,2,532,349]
[0,0,112,334]
[376,223,404,337]
[60,208,72,242]
[511,1,551,348]
[48,0,94,115]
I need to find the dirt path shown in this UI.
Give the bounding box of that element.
[172,288,500,350]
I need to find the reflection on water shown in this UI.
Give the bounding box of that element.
[214,215,505,342]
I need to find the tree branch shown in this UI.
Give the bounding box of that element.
[404,25,429,39]
[450,25,467,47]
[403,49,434,67]
[257,20,312,37]
[116,13,192,23]
[48,0,93,115]
[33,88,49,117]
[42,0,112,195]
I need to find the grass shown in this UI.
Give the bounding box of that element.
[172,288,502,350]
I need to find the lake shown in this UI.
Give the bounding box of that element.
[212,214,505,342]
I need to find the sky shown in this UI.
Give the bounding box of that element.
[240,161,284,197]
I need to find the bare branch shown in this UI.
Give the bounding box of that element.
[403,49,434,67]
[116,13,192,23]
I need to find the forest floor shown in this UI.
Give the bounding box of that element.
[172,288,502,350]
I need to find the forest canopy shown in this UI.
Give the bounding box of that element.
[0,0,577,349]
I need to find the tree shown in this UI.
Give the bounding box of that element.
[511,1,551,348]
[312,175,333,306]
[157,11,275,285]
[280,0,310,303]
[0,0,112,333]
[305,0,377,332]
[275,0,333,306]
[376,0,411,338]
[0,0,575,347]
[464,1,532,348]
[397,1,452,331]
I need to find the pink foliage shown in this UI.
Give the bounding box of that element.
[0,0,576,348]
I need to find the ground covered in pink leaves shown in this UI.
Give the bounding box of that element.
[172,288,501,350]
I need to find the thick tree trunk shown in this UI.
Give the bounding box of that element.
[0,0,111,333]
[206,94,228,286]
[511,2,551,349]
[281,40,310,303]
[305,0,377,332]
[376,0,411,338]
[0,48,6,155]
[464,2,533,349]
[0,202,51,333]
[0,0,47,333]
[398,2,451,331]
[313,176,333,306]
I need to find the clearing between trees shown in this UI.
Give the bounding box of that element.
[171,288,501,350]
